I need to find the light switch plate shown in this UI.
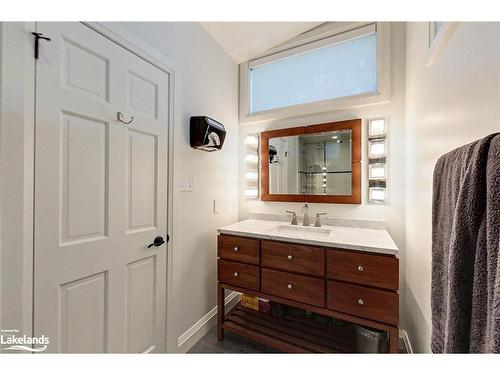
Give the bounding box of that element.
[180,177,194,192]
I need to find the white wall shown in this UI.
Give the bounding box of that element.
[102,22,239,351]
[239,23,408,325]
[404,22,500,353]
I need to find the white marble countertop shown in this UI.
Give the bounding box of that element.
[218,219,398,256]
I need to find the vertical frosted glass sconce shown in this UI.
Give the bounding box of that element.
[368,118,386,137]
[244,189,259,198]
[245,135,259,146]
[367,118,388,204]
[369,163,387,179]
[245,134,259,199]
[368,187,387,204]
[245,154,259,163]
[245,171,258,180]
[368,139,387,158]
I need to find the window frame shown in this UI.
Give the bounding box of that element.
[426,22,460,67]
[239,22,391,123]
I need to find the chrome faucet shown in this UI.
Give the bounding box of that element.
[302,204,310,226]
[314,213,327,227]
[286,210,298,225]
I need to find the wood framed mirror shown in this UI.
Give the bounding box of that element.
[260,119,361,204]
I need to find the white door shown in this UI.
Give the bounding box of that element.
[34,22,170,353]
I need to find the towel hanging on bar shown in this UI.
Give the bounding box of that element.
[431,133,500,353]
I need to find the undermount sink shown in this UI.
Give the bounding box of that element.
[272,224,331,238]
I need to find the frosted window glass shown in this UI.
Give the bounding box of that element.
[250,34,377,113]
[432,22,443,39]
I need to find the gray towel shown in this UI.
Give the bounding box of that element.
[431,133,500,353]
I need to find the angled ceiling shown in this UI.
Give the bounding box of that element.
[200,22,323,64]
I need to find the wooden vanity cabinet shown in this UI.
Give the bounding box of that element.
[217,234,400,353]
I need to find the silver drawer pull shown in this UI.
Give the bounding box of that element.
[358,298,364,305]
[233,247,239,252]
[357,265,364,272]
[287,255,293,260]
[233,272,239,277]
[287,284,293,290]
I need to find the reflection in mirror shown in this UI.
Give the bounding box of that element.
[268,130,352,196]
[268,135,299,195]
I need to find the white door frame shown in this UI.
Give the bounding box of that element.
[0,21,176,352]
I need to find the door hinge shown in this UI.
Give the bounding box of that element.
[32,32,51,59]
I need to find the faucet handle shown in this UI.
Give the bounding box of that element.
[286,211,298,225]
[314,213,327,227]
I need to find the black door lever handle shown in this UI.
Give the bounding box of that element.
[148,236,165,248]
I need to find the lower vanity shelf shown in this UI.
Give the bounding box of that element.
[224,303,357,353]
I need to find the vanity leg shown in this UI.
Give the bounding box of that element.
[388,326,399,353]
[217,283,225,341]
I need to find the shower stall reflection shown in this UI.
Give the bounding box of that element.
[268,129,352,196]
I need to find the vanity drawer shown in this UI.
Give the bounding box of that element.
[261,240,324,277]
[327,280,399,325]
[218,259,260,290]
[327,249,398,290]
[218,234,260,265]
[261,268,324,307]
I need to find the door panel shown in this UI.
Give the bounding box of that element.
[62,37,110,101]
[126,256,156,353]
[60,112,109,244]
[127,129,158,232]
[60,272,108,353]
[34,22,169,353]
[128,71,158,118]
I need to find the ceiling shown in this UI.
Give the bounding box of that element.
[200,22,323,64]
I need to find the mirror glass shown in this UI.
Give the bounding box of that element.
[268,130,352,195]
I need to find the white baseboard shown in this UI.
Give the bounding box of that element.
[176,291,240,353]
[399,329,413,354]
